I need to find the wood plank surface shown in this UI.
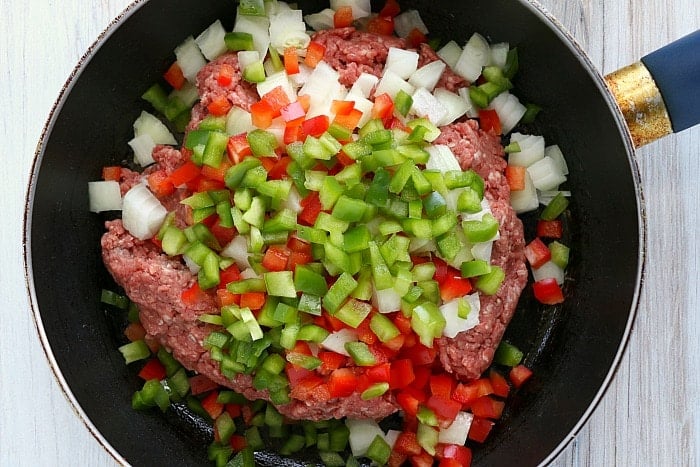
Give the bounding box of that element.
[1,0,697,465]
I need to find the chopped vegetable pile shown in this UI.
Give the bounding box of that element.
[90,0,574,466]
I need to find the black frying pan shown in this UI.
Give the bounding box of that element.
[23,0,699,465]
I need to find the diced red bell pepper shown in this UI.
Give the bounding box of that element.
[536,219,563,239]
[410,451,434,467]
[285,363,315,386]
[267,156,294,181]
[383,333,405,352]
[505,165,527,191]
[356,317,378,345]
[331,100,355,116]
[169,160,201,187]
[207,95,233,117]
[439,275,473,302]
[333,108,363,130]
[262,245,292,271]
[283,47,299,75]
[147,171,175,198]
[379,0,401,17]
[478,108,502,135]
[468,417,495,443]
[367,15,395,35]
[432,257,450,284]
[333,6,354,28]
[427,395,462,423]
[229,434,247,452]
[304,42,326,68]
[323,312,347,332]
[509,364,534,388]
[366,362,391,383]
[239,292,266,310]
[250,100,275,129]
[401,343,437,366]
[470,395,505,419]
[532,277,564,305]
[201,391,224,419]
[181,283,208,306]
[283,123,304,144]
[388,450,409,467]
[318,351,347,374]
[524,237,552,268]
[219,264,241,287]
[102,166,122,181]
[406,28,428,48]
[227,134,252,163]
[393,313,413,335]
[290,375,330,402]
[411,365,431,391]
[189,374,220,396]
[217,63,235,87]
[216,289,239,307]
[327,368,358,398]
[395,387,425,417]
[437,459,463,467]
[429,374,454,399]
[287,250,313,270]
[262,86,291,116]
[452,378,494,406]
[299,192,322,226]
[389,358,415,389]
[393,431,422,456]
[372,93,395,120]
[200,159,232,183]
[302,114,330,138]
[164,61,186,90]
[225,403,242,419]
[488,368,510,398]
[210,220,236,246]
[196,178,226,193]
[138,358,167,381]
[438,444,473,467]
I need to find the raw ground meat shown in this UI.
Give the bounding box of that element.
[101,28,527,420]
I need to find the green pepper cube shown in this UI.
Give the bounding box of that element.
[344,341,376,366]
[294,265,328,296]
[264,271,297,298]
[334,298,372,329]
[323,272,358,314]
[331,195,368,222]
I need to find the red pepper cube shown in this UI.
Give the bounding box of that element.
[283,47,300,75]
[488,369,510,398]
[389,358,415,389]
[304,42,326,68]
[333,6,354,28]
[138,358,167,381]
[163,61,186,90]
[302,114,330,138]
[509,364,534,388]
[468,417,495,443]
[470,395,505,420]
[536,219,563,238]
[426,395,462,423]
[524,237,552,268]
[328,368,358,398]
[532,277,564,305]
[478,108,502,135]
[429,373,455,399]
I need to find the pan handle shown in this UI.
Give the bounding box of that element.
[604,30,700,148]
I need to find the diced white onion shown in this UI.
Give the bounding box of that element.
[539,190,572,206]
[174,36,207,83]
[128,133,157,167]
[349,73,379,99]
[375,69,415,100]
[433,88,468,126]
[240,267,260,279]
[304,8,335,31]
[257,70,297,101]
[133,111,177,145]
[88,181,122,212]
[383,430,401,449]
[288,63,313,88]
[393,9,429,38]
[372,286,402,313]
[299,61,342,116]
[440,295,480,338]
[269,9,310,53]
[509,171,539,213]
[265,117,287,146]
[170,82,200,107]
[436,40,462,69]
[438,411,474,445]
[320,329,358,356]
[532,260,565,285]
[489,42,510,68]
[195,20,227,61]
[330,0,372,19]
[183,255,200,274]
[385,47,419,80]
[226,106,255,136]
[346,419,385,458]
[233,14,270,60]
[410,87,447,125]
[220,235,251,270]
[471,241,494,262]
[489,91,526,135]
[281,186,303,214]
[545,144,570,175]
[527,156,567,191]
[426,144,461,172]
[409,238,437,254]
[508,133,545,167]
[121,184,167,240]
[237,50,261,72]
[453,33,490,82]
[457,86,479,118]
[408,60,446,92]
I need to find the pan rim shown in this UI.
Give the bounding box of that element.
[21,0,647,466]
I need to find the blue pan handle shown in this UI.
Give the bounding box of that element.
[641,29,700,133]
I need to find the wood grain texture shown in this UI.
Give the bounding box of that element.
[2,0,697,465]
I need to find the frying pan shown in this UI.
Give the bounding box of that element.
[23,0,699,465]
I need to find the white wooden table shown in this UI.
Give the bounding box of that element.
[2,0,698,465]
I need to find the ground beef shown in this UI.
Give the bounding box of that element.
[311,27,406,86]
[102,28,528,420]
[434,121,528,380]
[188,53,260,130]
